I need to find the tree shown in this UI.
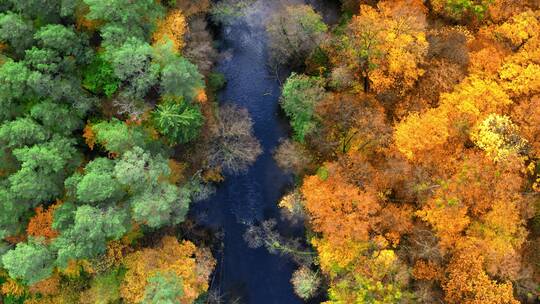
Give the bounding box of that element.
[331,1,428,93]
[114,147,190,228]
[273,139,313,175]
[82,53,121,97]
[152,96,204,144]
[266,4,327,66]
[152,9,187,54]
[53,205,129,267]
[121,236,215,304]
[90,119,148,156]
[431,0,493,21]
[0,117,48,148]
[159,56,204,102]
[9,135,80,202]
[291,266,321,300]
[2,239,54,285]
[443,247,519,304]
[27,203,60,241]
[280,73,325,143]
[142,272,183,304]
[301,163,381,246]
[0,12,34,57]
[34,24,91,65]
[207,104,262,174]
[471,114,529,161]
[71,157,123,204]
[106,37,160,98]
[29,101,82,136]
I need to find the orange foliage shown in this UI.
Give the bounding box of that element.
[443,247,519,304]
[412,260,442,281]
[121,236,215,304]
[28,274,60,297]
[301,163,380,245]
[168,159,186,185]
[82,123,96,150]
[27,202,61,241]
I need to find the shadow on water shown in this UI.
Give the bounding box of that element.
[189,1,340,303]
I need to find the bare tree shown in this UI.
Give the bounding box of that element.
[273,138,313,175]
[184,16,218,76]
[206,104,262,174]
[243,219,314,265]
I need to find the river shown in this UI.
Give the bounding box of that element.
[189,1,339,303]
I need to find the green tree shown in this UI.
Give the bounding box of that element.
[9,135,80,202]
[1,239,54,285]
[82,54,120,97]
[72,158,123,204]
[0,187,25,240]
[91,119,147,155]
[106,37,159,98]
[34,24,91,65]
[143,272,184,304]
[0,117,48,148]
[30,101,82,135]
[159,56,204,101]
[53,205,129,267]
[152,96,204,144]
[0,12,34,57]
[280,73,325,142]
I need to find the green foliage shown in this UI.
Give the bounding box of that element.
[85,267,125,303]
[160,56,204,101]
[83,0,163,45]
[0,187,25,240]
[106,37,159,98]
[53,205,129,267]
[83,54,120,97]
[91,119,147,155]
[1,239,54,285]
[280,73,325,142]
[115,147,190,228]
[208,72,226,93]
[152,96,204,144]
[74,158,123,204]
[9,135,80,202]
[34,24,91,64]
[0,60,32,103]
[30,101,82,135]
[0,12,34,57]
[444,0,492,20]
[0,118,48,148]
[143,272,183,304]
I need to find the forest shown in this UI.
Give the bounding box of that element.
[0,0,539,303]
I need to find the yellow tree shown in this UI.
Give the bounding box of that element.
[121,236,215,304]
[332,0,428,94]
[152,9,187,54]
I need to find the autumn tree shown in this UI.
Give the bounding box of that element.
[152,9,187,53]
[121,236,215,304]
[331,1,428,93]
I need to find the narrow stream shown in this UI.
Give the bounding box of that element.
[190,1,339,303]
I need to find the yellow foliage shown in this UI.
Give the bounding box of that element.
[28,274,60,297]
[121,236,215,304]
[152,9,187,54]
[311,237,368,277]
[495,10,540,47]
[471,114,528,161]
[1,278,25,297]
[394,109,449,160]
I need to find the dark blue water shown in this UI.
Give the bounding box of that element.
[190,1,339,303]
